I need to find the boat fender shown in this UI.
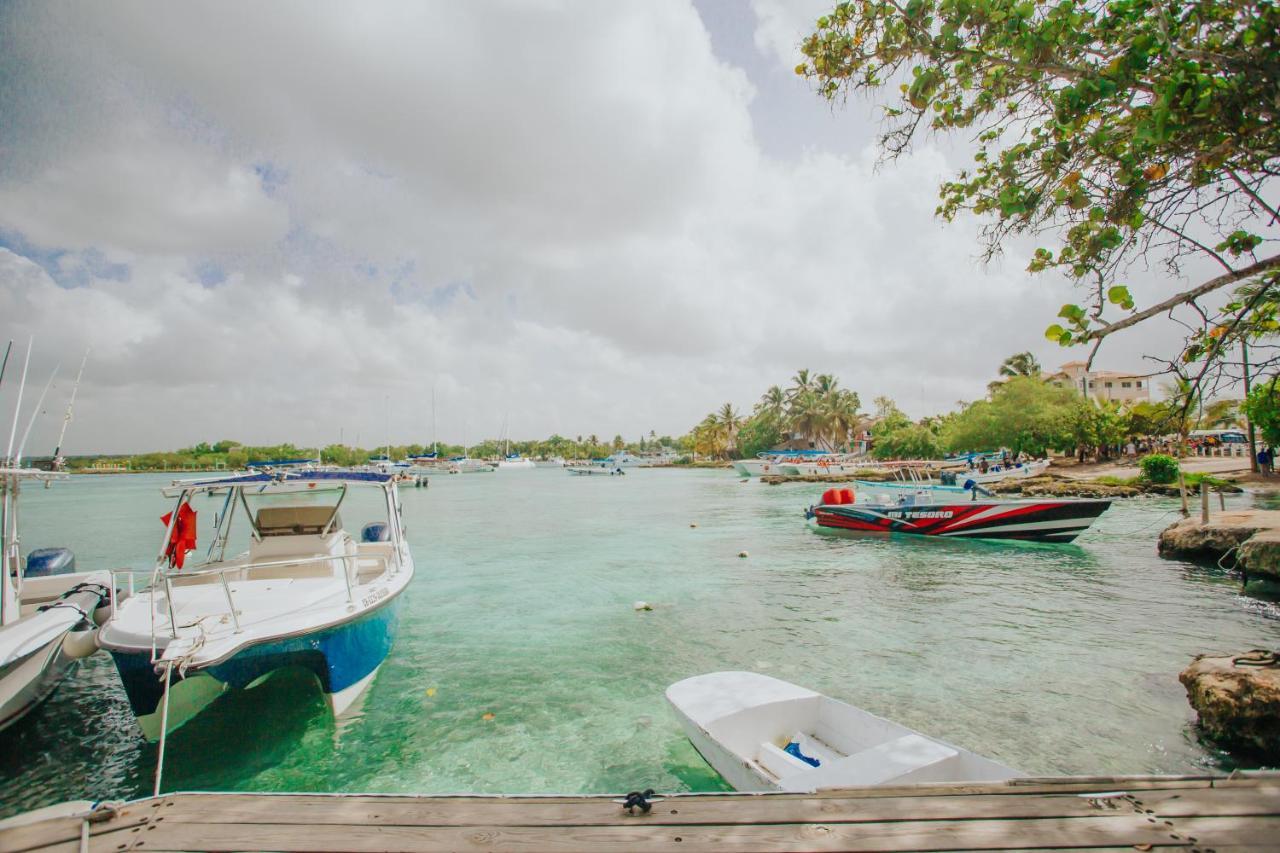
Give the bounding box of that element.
[839,487,855,505]
[821,488,839,506]
[61,627,99,659]
[93,600,114,626]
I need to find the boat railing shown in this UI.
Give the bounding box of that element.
[150,551,391,642]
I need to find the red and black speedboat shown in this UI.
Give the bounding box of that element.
[805,483,1110,544]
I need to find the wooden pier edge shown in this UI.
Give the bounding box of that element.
[3,773,1278,853]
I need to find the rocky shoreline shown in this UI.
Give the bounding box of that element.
[1180,650,1280,761]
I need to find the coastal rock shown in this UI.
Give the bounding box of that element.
[1157,515,1269,562]
[1179,650,1280,759]
[1236,531,1280,583]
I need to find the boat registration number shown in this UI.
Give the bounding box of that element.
[361,587,389,608]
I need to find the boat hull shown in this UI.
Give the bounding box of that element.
[810,499,1110,543]
[108,591,402,739]
[0,636,80,732]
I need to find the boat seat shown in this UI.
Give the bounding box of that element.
[813,734,957,787]
[754,741,815,780]
[256,506,341,537]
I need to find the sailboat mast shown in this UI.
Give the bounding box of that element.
[5,338,33,464]
[52,348,89,464]
[432,385,437,455]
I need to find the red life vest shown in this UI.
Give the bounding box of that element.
[160,504,198,569]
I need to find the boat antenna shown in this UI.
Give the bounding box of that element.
[4,337,33,464]
[52,347,89,468]
[16,364,59,465]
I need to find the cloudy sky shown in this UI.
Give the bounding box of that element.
[0,0,1191,454]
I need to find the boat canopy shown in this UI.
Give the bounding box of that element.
[244,459,317,469]
[165,469,394,496]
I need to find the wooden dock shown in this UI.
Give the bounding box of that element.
[3,774,1277,852]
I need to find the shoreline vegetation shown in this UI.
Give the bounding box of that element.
[687,358,1260,468]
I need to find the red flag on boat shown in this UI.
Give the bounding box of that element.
[160,504,197,569]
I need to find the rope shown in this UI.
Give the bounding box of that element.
[1233,651,1279,667]
[1090,508,1184,536]
[154,659,175,797]
[622,789,656,814]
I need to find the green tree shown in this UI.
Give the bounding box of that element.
[800,1,1280,388]
[945,377,1078,456]
[1243,376,1280,446]
[736,412,784,459]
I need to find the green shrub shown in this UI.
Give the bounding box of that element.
[1139,453,1179,484]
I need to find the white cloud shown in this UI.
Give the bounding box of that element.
[749,0,831,72]
[0,1,1180,454]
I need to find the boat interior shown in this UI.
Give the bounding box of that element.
[713,696,1015,790]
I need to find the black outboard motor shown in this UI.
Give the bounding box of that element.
[24,547,76,577]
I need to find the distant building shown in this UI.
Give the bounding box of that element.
[1049,361,1151,402]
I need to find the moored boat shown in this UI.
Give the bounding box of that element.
[566,464,625,476]
[666,671,1020,792]
[806,483,1109,543]
[941,458,1051,485]
[496,454,536,470]
[98,469,414,739]
[1,467,114,732]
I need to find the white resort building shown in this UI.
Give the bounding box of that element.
[1049,361,1151,402]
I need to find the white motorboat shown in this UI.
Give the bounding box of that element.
[455,457,496,474]
[1,467,113,732]
[497,454,536,470]
[98,469,414,739]
[942,458,1050,485]
[667,671,1020,792]
[567,464,625,477]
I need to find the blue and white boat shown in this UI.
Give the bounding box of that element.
[98,469,414,739]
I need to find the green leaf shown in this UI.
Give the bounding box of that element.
[1107,285,1134,309]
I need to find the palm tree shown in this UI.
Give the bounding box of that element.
[787,369,815,403]
[716,403,742,455]
[757,385,786,417]
[998,352,1042,378]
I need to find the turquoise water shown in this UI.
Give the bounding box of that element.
[2,469,1278,817]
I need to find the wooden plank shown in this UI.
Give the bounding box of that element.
[141,786,1272,828]
[103,814,1205,852]
[1158,815,1280,847]
[0,801,162,853]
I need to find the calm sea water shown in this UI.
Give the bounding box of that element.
[2,468,1278,817]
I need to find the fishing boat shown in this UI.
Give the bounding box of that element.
[806,482,1109,543]
[98,469,414,739]
[667,671,1020,793]
[1,468,114,732]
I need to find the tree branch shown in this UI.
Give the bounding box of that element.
[1082,253,1280,343]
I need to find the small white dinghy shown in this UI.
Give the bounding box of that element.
[666,671,1020,792]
